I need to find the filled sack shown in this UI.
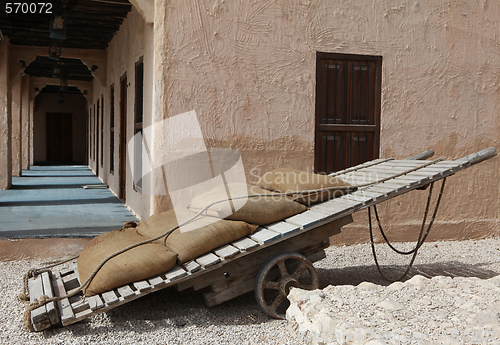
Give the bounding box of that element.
[188,183,308,225]
[134,207,206,240]
[77,227,176,296]
[166,218,257,264]
[135,208,258,264]
[256,168,354,205]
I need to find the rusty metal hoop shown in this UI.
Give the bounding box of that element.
[254,252,319,319]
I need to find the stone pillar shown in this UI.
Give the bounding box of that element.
[21,75,30,169]
[29,98,34,167]
[28,78,38,169]
[151,0,174,215]
[0,38,12,189]
[11,73,23,176]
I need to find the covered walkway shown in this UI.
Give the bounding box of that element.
[0,166,138,238]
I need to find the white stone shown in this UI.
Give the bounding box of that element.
[460,302,476,309]
[376,300,404,311]
[416,297,432,306]
[406,275,430,286]
[357,281,381,290]
[287,275,500,345]
[386,281,405,291]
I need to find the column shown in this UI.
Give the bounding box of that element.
[11,73,22,176]
[21,75,30,169]
[0,38,12,189]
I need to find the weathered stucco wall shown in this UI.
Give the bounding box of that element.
[89,7,151,219]
[0,38,12,189]
[158,0,499,241]
[21,76,30,169]
[33,93,87,163]
[11,74,23,176]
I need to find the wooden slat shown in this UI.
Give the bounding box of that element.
[59,267,76,277]
[53,272,75,325]
[431,160,464,167]
[363,165,416,172]
[213,244,240,260]
[342,193,374,204]
[391,174,441,182]
[351,190,385,200]
[101,290,120,305]
[116,285,136,299]
[40,272,58,326]
[183,261,202,273]
[204,278,255,307]
[385,176,424,187]
[72,309,94,323]
[309,199,353,216]
[28,275,44,304]
[196,253,221,268]
[148,275,168,288]
[336,174,384,185]
[61,272,80,291]
[249,228,282,244]
[132,280,151,292]
[164,266,188,281]
[263,222,300,236]
[285,210,329,229]
[232,237,260,251]
[31,306,51,331]
[88,295,104,311]
[321,198,363,214]
[71,299,91,314]
[328,158,392,177]
[383,160,429,167]
[362,185,398,197]
[413,167,452,175]
[29,274,50,330]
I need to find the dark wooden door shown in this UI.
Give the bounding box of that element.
[46,112,72,162]
[119,75,127,201]
[96,100,100,176]
[315,53,382,174]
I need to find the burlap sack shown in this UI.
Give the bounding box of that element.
[135,207,205,240]
[188,183,307,225]
[135,208,258,264]
[77,227,176,296]
[256,168,354,205]
[166,219,258,264]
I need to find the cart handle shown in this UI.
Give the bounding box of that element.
[405,149,435,161]
[455,147,497,166]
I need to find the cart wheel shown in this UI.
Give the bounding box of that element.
[255,252,319,319]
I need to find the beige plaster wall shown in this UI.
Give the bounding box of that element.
[87,7,151,219]
[158,0,499,241]
[11,74,22,176]
[0,39,12,189]
[21,76,30,169]
[33,93,87,163]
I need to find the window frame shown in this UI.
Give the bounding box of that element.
[314,52,382,174]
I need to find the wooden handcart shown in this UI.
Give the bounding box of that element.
[26,147,497,331]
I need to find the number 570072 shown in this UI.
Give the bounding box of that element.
[5,3,53,14]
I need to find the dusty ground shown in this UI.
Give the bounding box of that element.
[0,238,90,261]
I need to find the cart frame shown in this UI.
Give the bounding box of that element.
[26,147,497,331]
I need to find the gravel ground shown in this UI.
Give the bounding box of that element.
[1,238,499,345]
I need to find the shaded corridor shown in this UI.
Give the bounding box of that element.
[0,166,138,238]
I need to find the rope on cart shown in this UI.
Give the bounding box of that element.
[368,177,447,282]
[20,255,80,303]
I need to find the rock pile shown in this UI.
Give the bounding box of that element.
[287,275,500,345]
